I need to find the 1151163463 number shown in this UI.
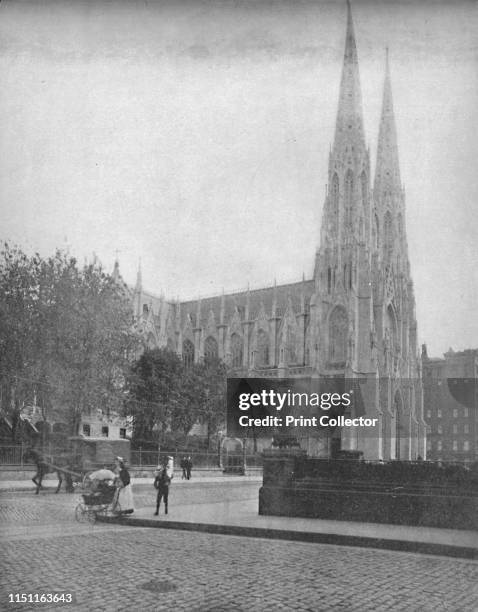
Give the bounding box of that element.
[8,593,74,604]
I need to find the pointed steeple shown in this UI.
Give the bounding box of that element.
[271,279,277,318]
[333,0,365,155]
[220,289,225,324]
[374,48,401,193]
[112,257,120,283]
[135,259,142,291]
[196,297,202,328]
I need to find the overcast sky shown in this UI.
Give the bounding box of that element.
[1,0,477,357]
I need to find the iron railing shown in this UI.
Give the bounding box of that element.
[0,445,263,470]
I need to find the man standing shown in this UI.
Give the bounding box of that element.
[185,456,193,481]
[180,456,187,480]
[153,460,172,515]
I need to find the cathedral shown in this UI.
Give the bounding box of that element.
[126,2,426,461]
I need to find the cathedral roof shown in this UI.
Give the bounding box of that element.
[177,279,315,328]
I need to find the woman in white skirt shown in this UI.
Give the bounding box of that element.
[114,456,134,515]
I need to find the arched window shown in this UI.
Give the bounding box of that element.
[397,213,403,236]
[360,171,368,207]
[374,214,380,250]
[345,170,354,227]
[283,324,297,364]
[327,267,332,293]
[204,336,218,363]
[182,340,195,369]
[384,211,393,260]
[256,330,269,367]
[230,333,243,368]
[330,173,339,234]
[328,307,348,363]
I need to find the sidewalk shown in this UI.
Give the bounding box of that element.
[99,497,478,560]
[0,473,262,492]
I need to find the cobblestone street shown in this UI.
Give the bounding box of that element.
[1,490,477,611]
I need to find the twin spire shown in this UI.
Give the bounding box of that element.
[333,1,400,188]
[333,0,365,155]
[374,48,401,193]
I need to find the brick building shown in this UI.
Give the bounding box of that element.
[422,346,477,463]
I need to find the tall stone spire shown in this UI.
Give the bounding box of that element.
[374,48,401,195]
[333,0,365,156]
[135,259,142,291]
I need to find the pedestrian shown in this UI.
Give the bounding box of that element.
[180,456,187,480]
[154,458,173,516]
[185,456,193,480]
[165,455,174,479]
[114,457,134,515]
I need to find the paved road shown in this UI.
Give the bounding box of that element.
[1,486,477,612]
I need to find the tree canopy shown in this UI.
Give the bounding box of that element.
[127,348,227,448]
[0,243,140,439]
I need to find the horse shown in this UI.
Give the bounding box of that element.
[22,448,76,494]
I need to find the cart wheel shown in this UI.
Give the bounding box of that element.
[111,502,122,517]
[75,503,88,523]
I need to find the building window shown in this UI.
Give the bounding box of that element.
[182,340,195,369]
[345,170,354,228]
[82,424,91,437]
[204,336,218,363]
[464,424,469,434]
[464,408,469,418]
[426,410,431,419]
[256,330,270,367]
[437,441,442,451]
[230,333,243,368]
[437,425,442,435]
[453,408,458,418]
[437,409,442,418]
[452,440,458,451]
[360,171,367,208]
[463,441,470,452]
[101,426,109,438]
[119,428,126,439]
[453,424,458,434]
[330,174,339,235]
[383,211,393,261]
[329,306,348,363]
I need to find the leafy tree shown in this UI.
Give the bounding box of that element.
[200,357,227,448]
[127,349,227,449]
[0,243,140,438]
[126,348,183,445]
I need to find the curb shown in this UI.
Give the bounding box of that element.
[97,515,478,560]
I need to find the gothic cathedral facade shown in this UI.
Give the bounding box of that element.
[129,2,426,460]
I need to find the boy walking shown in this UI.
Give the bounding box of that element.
[154,459,173,515]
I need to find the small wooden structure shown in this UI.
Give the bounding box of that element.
[68,437,131,473]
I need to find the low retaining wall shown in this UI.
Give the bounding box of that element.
[259,450,478,530]
[259,482,478,530]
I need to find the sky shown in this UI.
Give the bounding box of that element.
[0,0,477,358]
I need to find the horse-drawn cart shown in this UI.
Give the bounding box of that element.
[25,437,131,494]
